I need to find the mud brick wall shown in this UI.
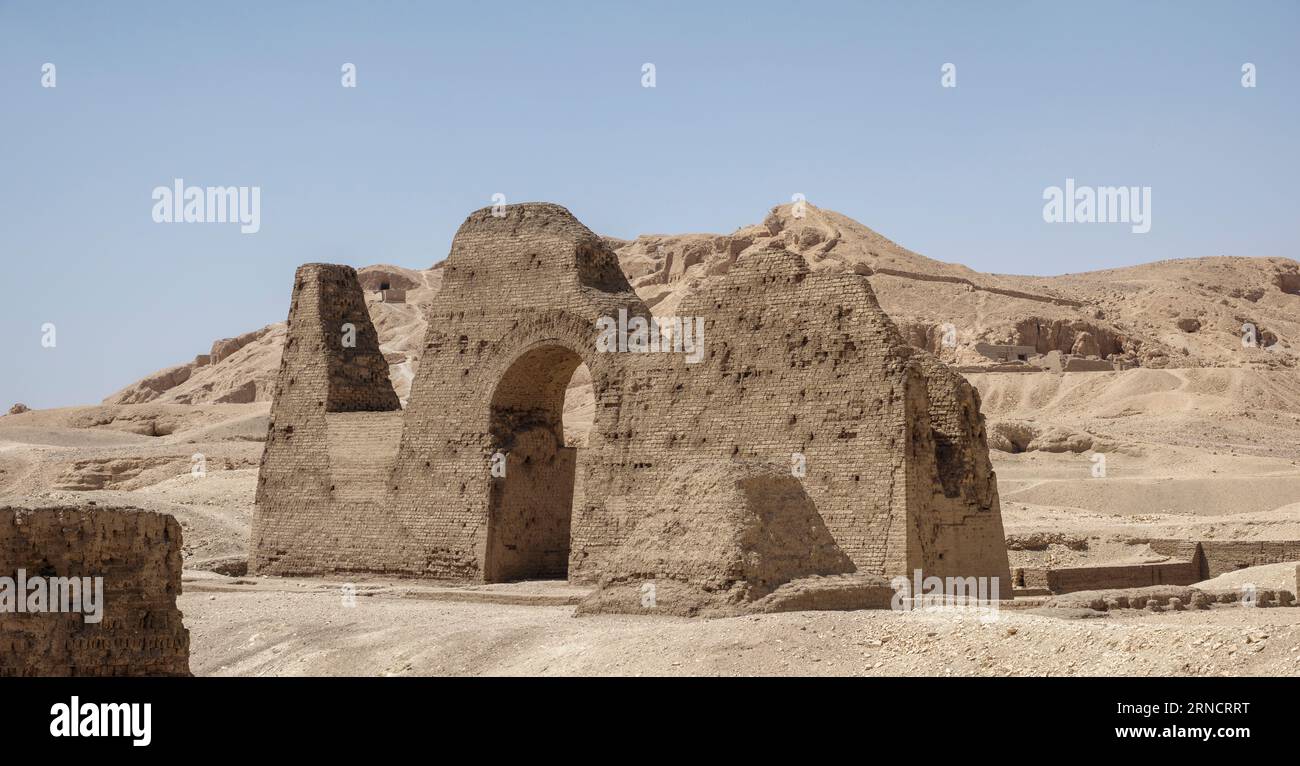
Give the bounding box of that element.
[1150,539,1300,579]
[317,266,402,413]
[577,246,923,580]
[908,353,1011,585]
[1018,540,1300,594]
[580,244,1009,584]
[576,459,858,615]
[253,264,414,575]
[1199,541,1300,578]
[253,203,1012,594]
[0,505,189,677]
[387,204,652,581]
[487,438,577,581]
[1016,560,1202,594]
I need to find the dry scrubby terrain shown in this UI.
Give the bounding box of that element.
[5,202,1299,675]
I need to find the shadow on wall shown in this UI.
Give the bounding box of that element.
[573,459,858,616]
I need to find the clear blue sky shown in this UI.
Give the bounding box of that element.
[2,1,1297,408]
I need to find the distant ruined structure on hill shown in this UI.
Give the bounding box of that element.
[252,203,1011,615]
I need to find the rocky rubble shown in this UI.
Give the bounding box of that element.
[1045,584,1297,612]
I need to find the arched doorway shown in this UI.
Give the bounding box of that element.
[484,344,586,582]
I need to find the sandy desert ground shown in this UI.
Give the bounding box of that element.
[4,203,1298,676]
[178,574,1300,677]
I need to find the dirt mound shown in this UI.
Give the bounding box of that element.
[1195,562,1300,593]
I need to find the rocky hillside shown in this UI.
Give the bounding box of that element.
[617,203,1300,371]
[103,203,1300,407]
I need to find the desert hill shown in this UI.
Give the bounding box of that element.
[101,202,1299,409]
[620,203,1299,371]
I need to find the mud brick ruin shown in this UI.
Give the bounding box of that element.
[1017,539,1300,596]
[0,505,190,676]
[254,203,1011,614]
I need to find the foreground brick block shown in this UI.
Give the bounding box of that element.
[0,505,190,677]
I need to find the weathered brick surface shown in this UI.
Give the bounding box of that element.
[252,203,1011,604]
[574,459,857,615]
[0,505,190,677]
[909,353,1011,584]
[1016,561,1202,594]
[1150,539,1300,579]
[253,263,415,575]
[1020,541,1300,595]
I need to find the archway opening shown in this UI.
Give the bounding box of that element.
[485,345,586,582]
[563,362,594,448]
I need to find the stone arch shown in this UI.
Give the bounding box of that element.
[385,279,643,582]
